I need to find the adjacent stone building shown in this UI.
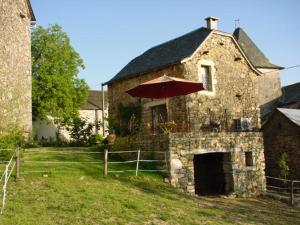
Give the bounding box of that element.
[263,83,300,180]
[105,17,282,197]
[0,0,35,134]
[233,28,283,123]
[263,108,300,180]
[33,90,108,142]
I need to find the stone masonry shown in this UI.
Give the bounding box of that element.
[107,27,266,197]
[0,0,34,133]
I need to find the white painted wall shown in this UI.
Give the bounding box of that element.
[33,108,108,142]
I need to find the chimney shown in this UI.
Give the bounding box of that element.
[205,16,218,30]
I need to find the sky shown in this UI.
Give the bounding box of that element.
[30,0,300,90]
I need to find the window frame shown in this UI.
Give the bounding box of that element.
[198,60,216,95]
[245,151,254,167]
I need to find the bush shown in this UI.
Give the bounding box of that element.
[88,134,104,146]
[0,127,25,160]
[67,117,94,146]
[278,152,289,179]
[0,127,24,149]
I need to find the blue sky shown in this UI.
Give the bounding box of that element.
[31,0,300,90]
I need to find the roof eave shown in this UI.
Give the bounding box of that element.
[256,65,284,70]
[26,0,36,21]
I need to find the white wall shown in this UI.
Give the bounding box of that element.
[33,108,108,142]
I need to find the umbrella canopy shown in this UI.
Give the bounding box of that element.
[126,75,204,99]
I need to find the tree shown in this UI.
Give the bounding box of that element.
[31,24,89,123]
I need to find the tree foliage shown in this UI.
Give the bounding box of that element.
[278,152,289,179]
[32,24,89,123]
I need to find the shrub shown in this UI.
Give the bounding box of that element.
[0,127,24,149]
[0,126,25,160]
[88,134,104,146]
[67,117,94,146]
[278,152,289,179]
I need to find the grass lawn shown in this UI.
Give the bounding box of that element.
[0,146,299,225]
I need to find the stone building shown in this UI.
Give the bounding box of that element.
[262,83,300,180]
[263,108,300,180]
[105,17,281,197]
[34,90,108,141]
[233,28,283,122]
[0,0,35,133]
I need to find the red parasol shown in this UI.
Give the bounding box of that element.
[126,75,204,99]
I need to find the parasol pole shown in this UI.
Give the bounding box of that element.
[186,95,190,132]
[101,83,105,137]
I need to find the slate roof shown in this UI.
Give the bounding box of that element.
[233,28,282,69]
[105,27,212,85]
[281,82,300,105]
[277,108,300,127]
[81,90,107,110]
[105,26,283,85]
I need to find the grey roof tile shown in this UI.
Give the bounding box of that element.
[105,27,212,85]
[281,82,300,105]
[277,108,300,127]
[233,27,282,69]
[81,90,107,110]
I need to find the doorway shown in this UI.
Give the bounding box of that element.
[194,152,230,195]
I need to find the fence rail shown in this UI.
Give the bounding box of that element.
[104,149,168,177]
[266,176,300,206]
[0,147,19,214]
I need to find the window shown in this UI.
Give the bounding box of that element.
[151,104,167,133]
[245,152,254,167]
[234,118,252,131]
[234,119,242,131]
[200,65,212,91]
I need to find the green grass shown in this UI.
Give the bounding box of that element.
[0,146,298,225]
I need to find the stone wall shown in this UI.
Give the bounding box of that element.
[183,33,261,132]
[263,111,300,180]
[168,132,266,197]
[0,0,32,133]
[257,68,282,120]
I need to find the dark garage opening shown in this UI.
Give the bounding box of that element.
[194,152,231,195]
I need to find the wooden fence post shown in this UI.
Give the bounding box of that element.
[135,149,140,176]
[15,147,20,180]
[104,147,108,177]
[290,181,294,206]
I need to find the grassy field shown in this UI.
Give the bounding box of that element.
[0,147,299,225]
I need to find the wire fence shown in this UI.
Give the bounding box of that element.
[20,148,167,177]
[266,176,300,206]
[0,148,19,214]
[104,149,168,176]
[20,149,103,175]
[0,147,168,214]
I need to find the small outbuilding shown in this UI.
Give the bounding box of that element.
[263,108,300,180]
